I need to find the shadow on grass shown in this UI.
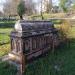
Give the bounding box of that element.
[25,38,75,75]
[0,61,17,75]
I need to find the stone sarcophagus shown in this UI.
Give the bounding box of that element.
[9,20,59,74]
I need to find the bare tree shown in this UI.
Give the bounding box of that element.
[3,0,20,17]
[24,0,36,15]
[45,0,52,13]
[3,0,37,17]
[40,0,44,19]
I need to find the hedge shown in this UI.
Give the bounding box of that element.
[0,21,15,28]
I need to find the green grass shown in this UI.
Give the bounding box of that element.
[0,28,12,56]
[0,61,17,75]
[0,44,10,57]
[70,27,75,38]
[28,13,66,20]
[0,34,10,44]
[0,24,75,75]
[1,40,75,75]
[25,40,75,75]
[0,27,17,75]
[25,27,75,75]
[0,28,13,43]
[0,28,13,33]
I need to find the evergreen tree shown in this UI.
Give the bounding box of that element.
[17,0,25,20]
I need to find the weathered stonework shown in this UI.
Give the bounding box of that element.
[9,20,59,75]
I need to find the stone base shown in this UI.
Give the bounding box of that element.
[8,52,21,64]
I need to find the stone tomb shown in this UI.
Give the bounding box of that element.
[9,20,59,74]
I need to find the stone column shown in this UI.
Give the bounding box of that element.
[20,53,25,75]
[19,39,26,75]
[30,38,32,51]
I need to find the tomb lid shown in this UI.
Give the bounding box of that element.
[14,20,54,33]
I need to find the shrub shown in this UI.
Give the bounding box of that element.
[58,19,71,39]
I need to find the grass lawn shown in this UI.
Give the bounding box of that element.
[0,34,10,44]
[28,13,66,20]
[0,28,13,43]
[0,44,10,57]
[25,27,75,75]
[0,25,75,75]
[0,28,13,56]
[1,41,75,75]
[25,40,75,75]
[0,28,13,33]
[0,28,17,75]
[0,61,17,75]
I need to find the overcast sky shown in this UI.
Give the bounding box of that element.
[0,0,59,12]
[33,0,59,6]
[0,0,6,4]
[0,0,6,13]
[52,0,59,6]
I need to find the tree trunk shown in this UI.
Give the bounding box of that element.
[9,15,11,20]
[41,0,44,20]
[20,15,23,20]
[41,12,44,20]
